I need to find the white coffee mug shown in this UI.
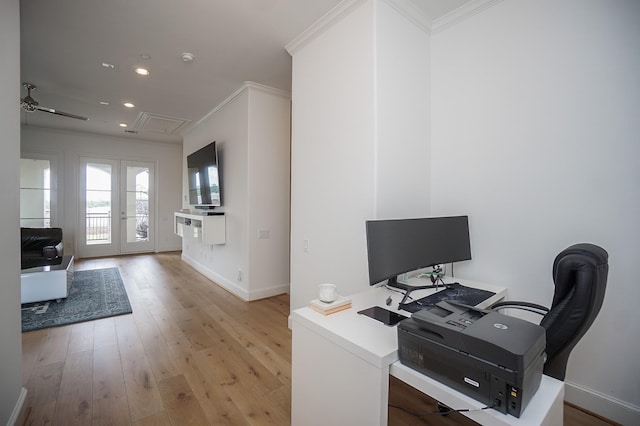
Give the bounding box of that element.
[318,283,337,303]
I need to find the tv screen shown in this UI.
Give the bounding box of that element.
[187,141,221,208]
[365,215,471,286]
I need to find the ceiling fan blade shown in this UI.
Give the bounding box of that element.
[36,106,89,121]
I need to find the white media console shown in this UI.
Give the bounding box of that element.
[174,211,226,245]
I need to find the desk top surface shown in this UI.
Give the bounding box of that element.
[292,276,507,369]
[292,277,564,425]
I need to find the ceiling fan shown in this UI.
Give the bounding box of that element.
[21,83,89,121]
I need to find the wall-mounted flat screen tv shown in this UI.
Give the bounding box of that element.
[187,141,221,209]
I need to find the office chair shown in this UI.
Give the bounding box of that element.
[490,243,608,381]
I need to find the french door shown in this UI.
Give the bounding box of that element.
[78,158,155,258]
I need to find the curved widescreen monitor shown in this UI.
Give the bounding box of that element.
[187,141,221,208]
[365,215,471,287]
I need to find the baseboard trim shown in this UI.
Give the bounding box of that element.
[181,253,249,300]
[565,380,640,425]
[180,254,289,302]
[246,284,290,302]
[8,387,27,426]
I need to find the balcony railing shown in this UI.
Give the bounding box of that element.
[86,212,111,243]
[86,212,149,244]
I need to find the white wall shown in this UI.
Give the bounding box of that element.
[0,0,26,423]
[375,0,430,218]
[290,0,377,310]
[182,83,291,301]
[21,127,183,254]
[289,0,432,310]
[247,89,292,298]
[430,0,640,422]
[183,89,250,296]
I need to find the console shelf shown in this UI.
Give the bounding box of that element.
[174,212,226,245]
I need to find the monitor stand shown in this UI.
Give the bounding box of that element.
[387,276,441,309]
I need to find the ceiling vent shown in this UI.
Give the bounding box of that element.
[133,112,190,134]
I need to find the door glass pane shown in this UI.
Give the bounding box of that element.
[86,163,112,245]
[125,166,150,243]
[20,159,51,227]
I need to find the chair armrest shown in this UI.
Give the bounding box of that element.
[42,246,58,259]
[490,301,549,316]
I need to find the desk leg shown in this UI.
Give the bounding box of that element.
[292,322,389,426]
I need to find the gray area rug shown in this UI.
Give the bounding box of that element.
[21,267,132,332]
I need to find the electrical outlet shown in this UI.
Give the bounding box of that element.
[303,239,309,253]
[258,229,270,239]
[237,269,243,281]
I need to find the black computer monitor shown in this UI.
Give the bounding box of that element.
[365,215,471,293]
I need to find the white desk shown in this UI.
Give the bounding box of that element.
[291,278,564,426]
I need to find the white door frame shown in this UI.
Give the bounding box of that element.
[119,160,155,254]
[77,157,155,258]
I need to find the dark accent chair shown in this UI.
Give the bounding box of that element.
[20,227,64,269]
[491,243,608,381]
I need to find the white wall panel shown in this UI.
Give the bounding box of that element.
[0,0,27,423]
[430,0,640,422]
[290,1,377,310]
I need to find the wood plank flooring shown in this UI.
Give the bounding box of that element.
[20,252,616,425]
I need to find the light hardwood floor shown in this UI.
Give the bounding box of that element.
[20,252,615,425]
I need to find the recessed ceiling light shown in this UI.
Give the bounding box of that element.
[99,101,109,105]
[119,123,128,128]
[134,67,149,76]
[123,102,135,108]
[101,62,115,69]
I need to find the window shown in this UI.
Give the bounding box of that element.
[20,156,57,228]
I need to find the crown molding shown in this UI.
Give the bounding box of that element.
[243,81,291,99]
[286,0,368,55]
[431,0,504,34]
[285,0,502,55]
[286,0,431,56]
[185,82,290,134]
[381,0,431,34]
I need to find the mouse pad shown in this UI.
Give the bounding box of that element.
[401,284,495,313]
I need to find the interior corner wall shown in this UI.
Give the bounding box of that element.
[0,0,26,423]
[375,0,430,219]
[246,89,291,299]
[20,127,183,255]
[182,91,250,299]
[430,0,640,422]
[289,0,432,310]
[181,84,291,301]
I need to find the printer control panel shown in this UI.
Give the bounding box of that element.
[424,303,485,330]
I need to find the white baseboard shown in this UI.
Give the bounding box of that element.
[565,380,640,425]
[246,284,290,301]
[8,387,27,426]
[180,253,289,302]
